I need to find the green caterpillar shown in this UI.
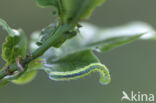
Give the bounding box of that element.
[48,63,111,85]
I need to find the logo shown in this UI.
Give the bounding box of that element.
[121,91,155,102]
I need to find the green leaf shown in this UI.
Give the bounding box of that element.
[12,71,37,85]
[37,0,106,23]
[72,22,156,53]
[61,0,106,22]
[88,34,143,52]
[45,50,99,72]
[0,18,27,64]
[2,30,27,64]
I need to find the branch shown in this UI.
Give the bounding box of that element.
[0,23,74,80]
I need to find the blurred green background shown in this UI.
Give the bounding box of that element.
[0,0,156,103]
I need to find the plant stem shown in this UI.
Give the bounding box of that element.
[0,23,73,80]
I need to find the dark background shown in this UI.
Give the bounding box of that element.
[0,0,156,103]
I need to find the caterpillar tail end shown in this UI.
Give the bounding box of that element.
[99,75,111,85]
[99,65,111,85]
